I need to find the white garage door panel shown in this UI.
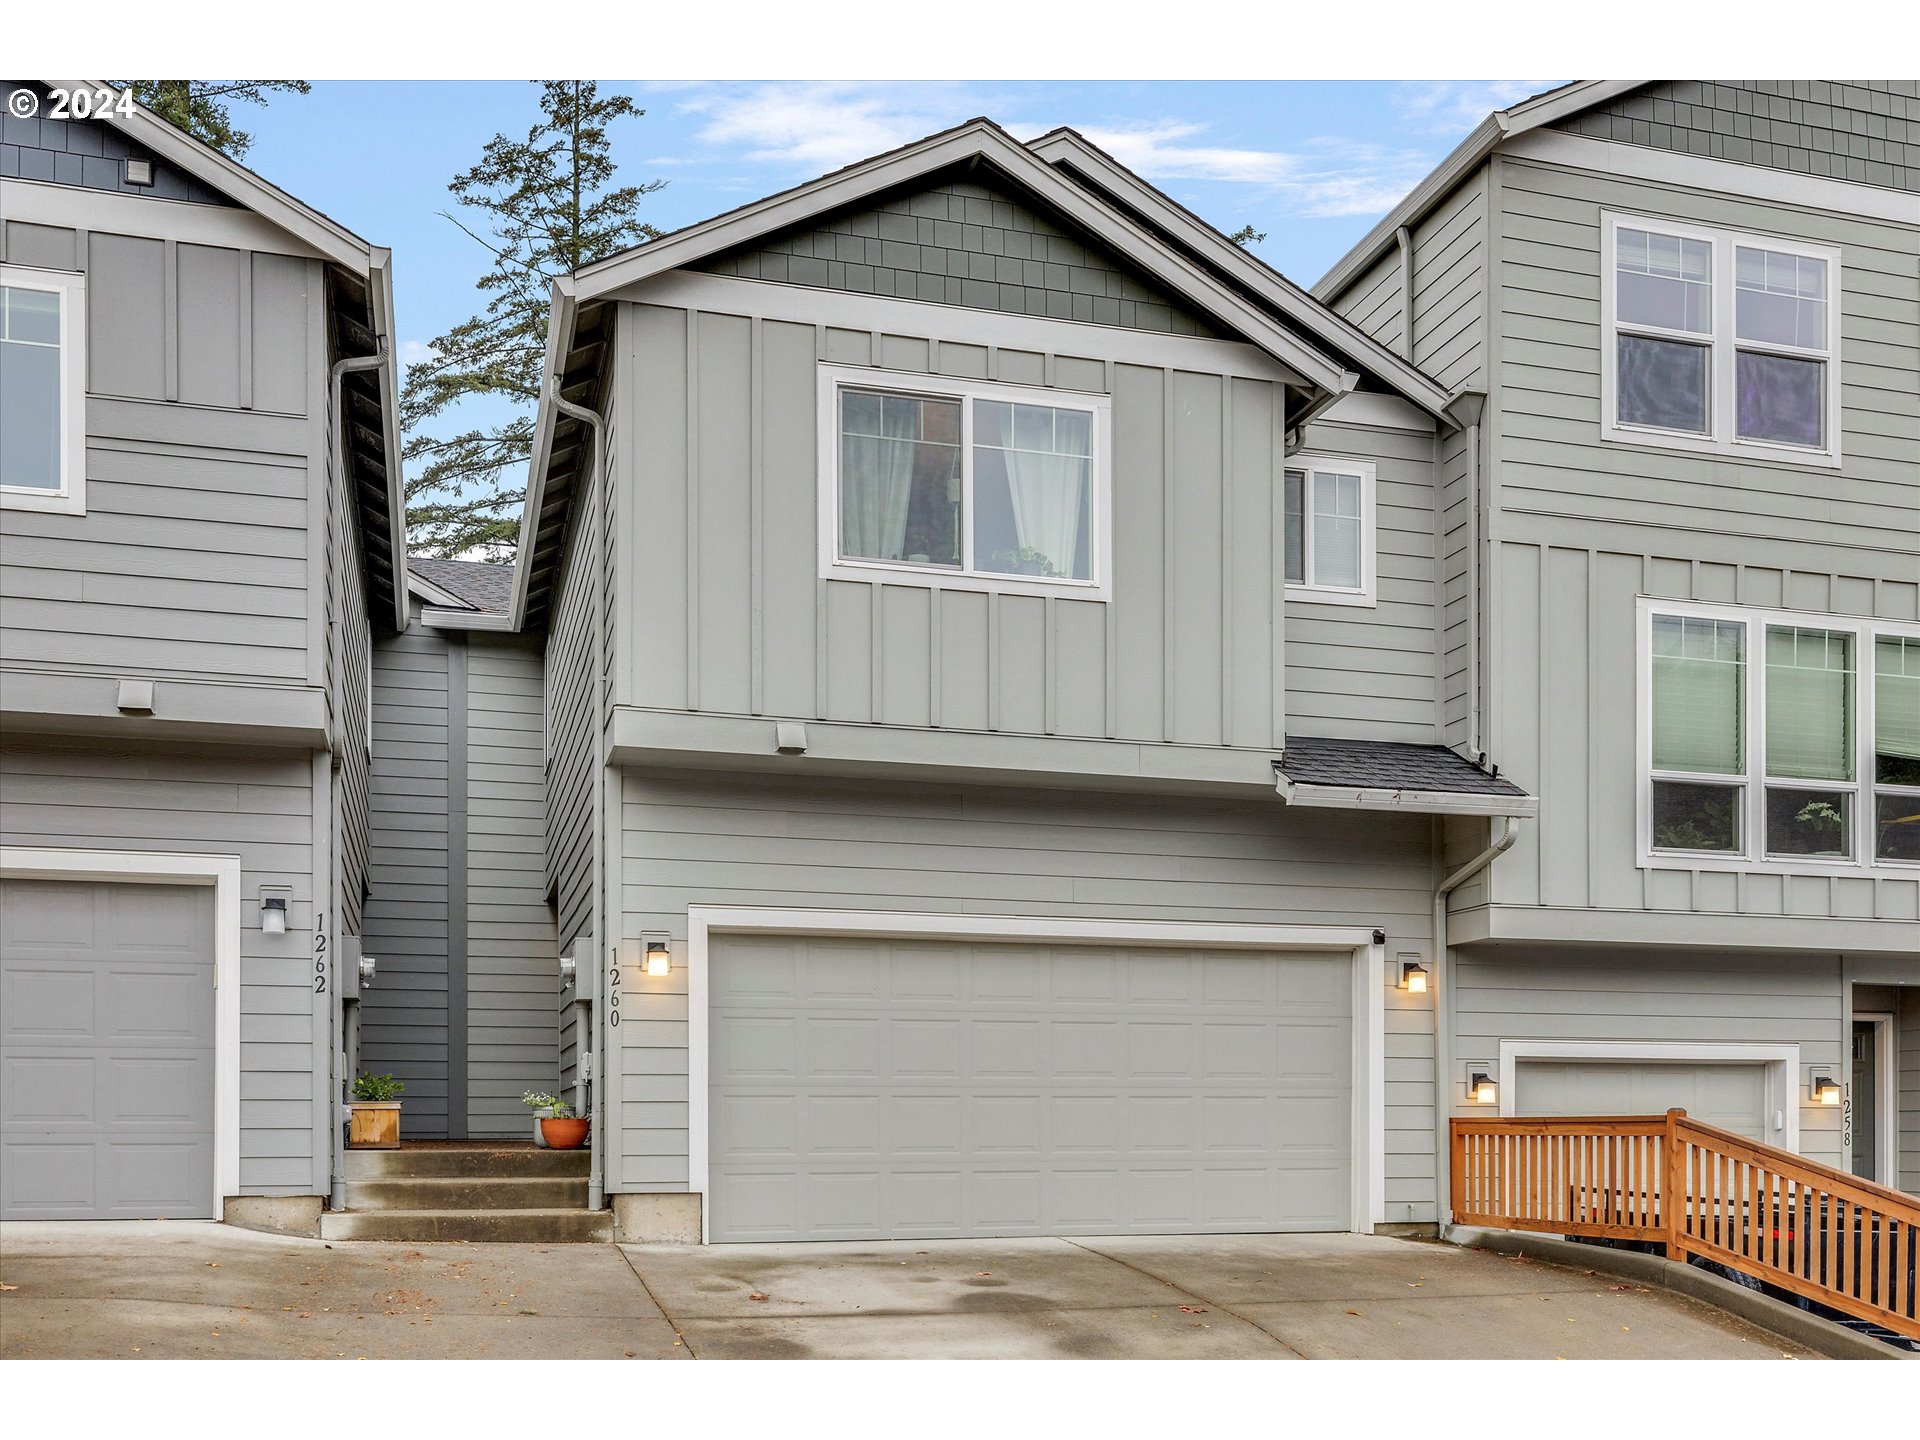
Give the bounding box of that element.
[708,934,1352,1242]
[0,879,215,1220]
[1514,1061,1768,1141]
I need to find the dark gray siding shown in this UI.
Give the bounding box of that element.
[1552,80,1920,193]
[1900,989,1920,1195]
[361,619,454,1135]
[700,176,1224,338]
[0,84,237,204]
[0,741,321,1193]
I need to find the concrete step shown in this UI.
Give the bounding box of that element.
[343,1177,590,1212]
[318,1207,614,1244]
[343,1146,590,1180]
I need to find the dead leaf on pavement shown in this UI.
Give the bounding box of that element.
[1178,1305,1207,1314]
[1346,1309,1364,1317]
[748,1292,768,1301]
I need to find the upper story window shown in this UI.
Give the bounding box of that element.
[1640,600,1919,872]
[0,264,87,515]
[1283,457,1376,607]
[819,367,1110,597]
[1602,215,1840,467]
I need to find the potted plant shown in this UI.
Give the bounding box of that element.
[348,1071,404,1149]
[523,1090,588,1150]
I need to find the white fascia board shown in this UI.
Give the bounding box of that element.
[1028,130,1455,421]
[1275,776,1540,818]
[419,607,517,632]
[573,121,1350,396]
[1312,81,1646,303]
[67,81,376,274]
[510,278,580,631]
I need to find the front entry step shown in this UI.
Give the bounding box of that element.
[319,1206,613,1243]
[326,1144,608,1243]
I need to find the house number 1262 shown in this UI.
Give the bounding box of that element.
[314,911,328,993]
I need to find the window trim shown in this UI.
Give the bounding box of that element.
[816,364,1113,600]
[1636,598,1920,875]
[0,263,88,515]
[1283,455,1378,608]
[1600,213,1842,469]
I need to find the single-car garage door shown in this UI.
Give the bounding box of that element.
[708,933,1351,1242]
[1,879,216,1219]
[1514,1061,1769,1141]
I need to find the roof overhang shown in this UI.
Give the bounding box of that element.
[1313,81,1647,304]
[407,570,475,611]
[1274,774,1539,818]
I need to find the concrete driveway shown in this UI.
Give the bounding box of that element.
[1,1222,1814,1360]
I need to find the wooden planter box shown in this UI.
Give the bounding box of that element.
[348,1101,401,1149]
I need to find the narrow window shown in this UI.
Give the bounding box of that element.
[1649,614,1745,854]
[1282,458,1375,605]
[1614,228,1712,435]
[1734,246,1828,448]
[0,266,86,514]
[1874,635,1920,863]
[1764,626,1855,859]
[838,389,962,569]
[972,399,1093,582]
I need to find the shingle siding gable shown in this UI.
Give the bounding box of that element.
[698,175,1226,338]
[1552,80,1920,193]
[0,81,240,204]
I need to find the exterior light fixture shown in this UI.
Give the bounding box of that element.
[644,940,672,977]
[260,894,288,936]
[1469,1070,1498,1105]
[1401,962,1430,994]
[1811,1075,1842,1106]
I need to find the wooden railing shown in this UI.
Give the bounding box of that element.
[1451,1109,1920,1342]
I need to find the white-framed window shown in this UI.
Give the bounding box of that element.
[1283,456,1377,607]
[1,264,87,514]
[1601,213,1841,467]
[1637,598,1920,872]
[817,365,1111,598]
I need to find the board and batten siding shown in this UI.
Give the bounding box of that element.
[616,297,1328,752]
[1454,949,1850,1166]
[609,771,1443,1225]
[464,635,558,1137]
[0,218,318,686]
[1288,412,1440,742]
[0,742,324,1193]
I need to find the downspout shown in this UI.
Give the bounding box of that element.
[1443,391,1487,765]
[325,346,384,1214]
[1431,813,1519,1236]
[550,384,609,1214]
[1395,226,1415,361]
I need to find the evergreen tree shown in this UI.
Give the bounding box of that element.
[122,81,310,159]
[403,81,664,559]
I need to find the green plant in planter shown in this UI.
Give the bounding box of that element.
[352,1071,404,1102]
[520,1090,575,1118]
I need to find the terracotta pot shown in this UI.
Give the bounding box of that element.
[540,1116,590,1150]
[348,1101,401,1149]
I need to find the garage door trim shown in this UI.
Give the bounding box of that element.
[684,906,1386,1243]
[1495,1039,1800,1152]
[1,847,241,1215]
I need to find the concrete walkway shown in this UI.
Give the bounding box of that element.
[0,1222,1816,1360]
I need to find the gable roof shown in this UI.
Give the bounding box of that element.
[408,557,515,615]
[41,81,410,631]
[1312,81,1645,304]
[516,116,1488,631]
[1027,129,1456,419]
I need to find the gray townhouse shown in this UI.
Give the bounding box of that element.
[0,80,406,1229]
[2,78,1912,1246]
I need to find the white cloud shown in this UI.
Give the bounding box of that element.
[398,339,438,367]
[675,81,1007,174]
[1392,80,1563,135]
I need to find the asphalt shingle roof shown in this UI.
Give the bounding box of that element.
[1277,736,1530,798]
[409,556,515,615]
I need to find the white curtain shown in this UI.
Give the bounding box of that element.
[840,399,919,561]
[1002,450,1086,578]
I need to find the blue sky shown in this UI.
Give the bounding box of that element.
[243,79,1555,374]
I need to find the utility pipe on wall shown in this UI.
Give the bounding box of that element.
[550,384,609,1213]
[1430,813,1519,1235]
[1443,391,1487,764]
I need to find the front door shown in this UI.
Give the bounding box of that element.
[1851,1019,1880,1183]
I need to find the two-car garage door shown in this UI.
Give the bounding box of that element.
[0,879,216,1220]
[707,934,1352,1243]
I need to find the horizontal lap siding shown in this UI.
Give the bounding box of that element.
[614,770,1442,1223]
[623,299,1302,753]
[361,624,452,1136]
[0,221,315,684]
[1454,948,1848,1165]
[1288,416,1439,741]
[464,636,557,1137]
[0,742,321,1192]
